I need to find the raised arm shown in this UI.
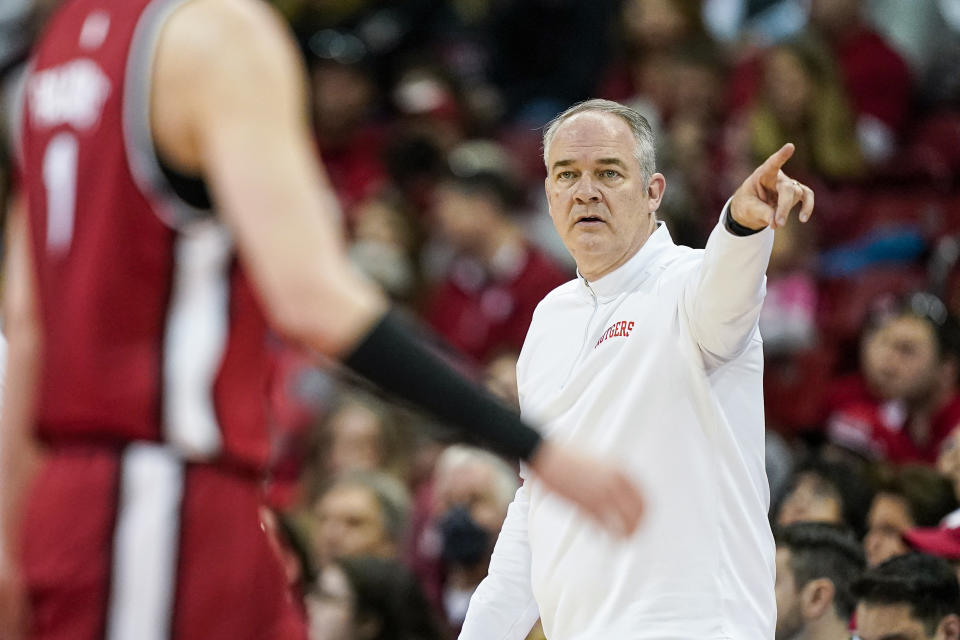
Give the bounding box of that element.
[685,143,814,363]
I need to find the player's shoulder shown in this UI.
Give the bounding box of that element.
[168,0,288,34]
[160,0,295,73]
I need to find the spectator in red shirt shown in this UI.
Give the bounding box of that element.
[422,147,570,364]
[310,58,387,216]
[827,293,960,464]
[808,0,913,164]
[726,0,912,167]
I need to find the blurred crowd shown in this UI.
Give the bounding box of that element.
[3,0,960,638]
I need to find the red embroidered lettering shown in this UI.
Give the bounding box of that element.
[594,320,635,348]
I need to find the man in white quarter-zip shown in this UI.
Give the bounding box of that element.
[459,99,815,640]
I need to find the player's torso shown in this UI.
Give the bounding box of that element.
[19,0,271,469]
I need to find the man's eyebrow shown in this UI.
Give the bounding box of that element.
[550,157,629,171]
[596,158,628,168]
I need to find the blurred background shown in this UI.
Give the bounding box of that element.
[3,0,960,638]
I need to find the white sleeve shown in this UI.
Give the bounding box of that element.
[683,200,774,365]
[459,475,538,640]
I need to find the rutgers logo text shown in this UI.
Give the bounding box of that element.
[595,320,635,348]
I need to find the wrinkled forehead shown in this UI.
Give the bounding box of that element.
[547,111,637,166]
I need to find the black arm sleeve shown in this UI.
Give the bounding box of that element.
[343,311,543,461]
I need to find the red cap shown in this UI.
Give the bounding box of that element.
[903,525,960,560]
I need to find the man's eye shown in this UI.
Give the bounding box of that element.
[558,171,575,180]
[601,170,620,179]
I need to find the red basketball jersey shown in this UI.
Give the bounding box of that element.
[17,0,272,470]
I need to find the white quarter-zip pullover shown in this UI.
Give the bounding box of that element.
[460,212,777,640]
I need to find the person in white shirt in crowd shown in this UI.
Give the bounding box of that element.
[460,98,815,640]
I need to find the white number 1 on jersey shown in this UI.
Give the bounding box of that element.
[42,132,78,254]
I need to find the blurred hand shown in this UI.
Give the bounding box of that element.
[730,143,814,231]
[528,440,644,537]
[0,554,27,640]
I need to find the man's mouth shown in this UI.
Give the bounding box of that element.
[575,216,605,225]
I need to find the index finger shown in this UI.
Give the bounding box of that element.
[756,143,795,189]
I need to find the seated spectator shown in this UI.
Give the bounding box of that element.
[422,142,569,363]
[775,523,865,640]
[864,465,958,567]
[776,458,873,537]
[321,390,411,481]
[348,192,421,304]
[600,0,709,107]
[826,292,960,464]
[307,555,444,640]
[742,36,864,182]
[308,57,387,215]
[853,553,960,640]
[311,471,411,566]
[412,445,518,632]
[807,0,913,165]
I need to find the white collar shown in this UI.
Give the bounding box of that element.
[578,222,675,299]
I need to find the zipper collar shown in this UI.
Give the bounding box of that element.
[578,222,675,299]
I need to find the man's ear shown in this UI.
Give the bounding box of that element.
[800,578,836,620]
[937,613,960,640]
[647,173,666,213]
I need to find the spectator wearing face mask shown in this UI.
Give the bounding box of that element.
[413,445,518,633]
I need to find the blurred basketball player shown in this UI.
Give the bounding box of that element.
[0,1,643,638]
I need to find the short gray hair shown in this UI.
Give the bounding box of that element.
[321,470,411,543]
[542,99,656,184]
[434,445,519,511]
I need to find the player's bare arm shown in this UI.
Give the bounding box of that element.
[152,0,386,356]
[0,197,42,639]
[150,0,643,537]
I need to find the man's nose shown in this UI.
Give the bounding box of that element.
[574,175,602,204]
